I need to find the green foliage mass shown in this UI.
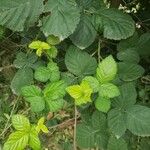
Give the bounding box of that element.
[0,0,150,150]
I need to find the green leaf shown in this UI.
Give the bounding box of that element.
[83,76,99,93]
[108,83,137,138]
[12,115,30,131]
[117,31,139,51]
[112,83,137,108]
[118,62,145,81]
[77,111,108,149]
[136,33,150,56]
[29,126,41,150]
[11,67,33,95]
[95,96,111,113]
[21,85,45,112]
[13,52,38,69]
[47,46,58,59]
[50,71,60,82]
[46,35,60,45]
[0,0,43,31]
[21,85,42,98]
[117,49,140,63]
[65,46,97,77]
[126,105,150,136]
[108,109,127,138]
[107,136,128,150]
[99,83,120,98]
[34,66,51,82]
[41,0,80,40]
[97,8,135,40]
[66,80,93,105]
[46,99,64,112]
[3,131,29,150]
[77,123,95,148]
[70,15,97,49]
[96,55,117,83]
[43,80,66,100]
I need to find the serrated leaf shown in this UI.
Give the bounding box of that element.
[13,52,38,69]
[77,124,95,148]
[65,46,97,77]
[66,80,93,105]
[108,109,127,138]
[46,99,64,112]
[117,49,140,63]
[0,0,43,31]
[21,85,42,97]
[3,131,29,150]
[46,35,60,45]
[117,31,139,51]
[43,80,66,100]
[118,62,145,81]
[21,85,45,112]
[95,96,111,113]
[77,111,108,149]
[96,55,117,83]
[50,71,60,82]
[12,115,30,131]
[36,117,49,133]
[41,0,80,40]
[70,15,97,49]
[136,33,150,56]
[126,105,150,136]
[99,83,120,98]
[34,66,51,82]
[83,76,99,92]
[29,126,41,150]
[11,67,33,95]
[112,83,137,108]
[107,136,128,150]
[97,8,135,40]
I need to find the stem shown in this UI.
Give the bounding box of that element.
[98,39,101,63]
[73,105,77,150]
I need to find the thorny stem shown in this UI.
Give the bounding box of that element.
[74,105,77,150]
[98,39,101,63]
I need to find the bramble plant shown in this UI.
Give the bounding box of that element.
[0,0,150,150]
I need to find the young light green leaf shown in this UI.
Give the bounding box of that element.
[12,115,30,131]
[96,55,117,83]
[99,83,120,98]
[36,117,49,133]
[3,131,29,150]
[66,80,93,105]
[83,76,99,92]
[29,126,41,150]
[95,96,111,113]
